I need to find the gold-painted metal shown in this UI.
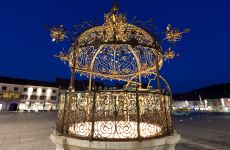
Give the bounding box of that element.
[165,24,189,42]
[56,90,172,141]
[50,25,66,42]
[163,47,179,62]
[52,0,188,142]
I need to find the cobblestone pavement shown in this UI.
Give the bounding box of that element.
[0,112,56,150]
[0,112,229,150]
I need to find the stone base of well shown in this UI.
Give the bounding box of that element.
[50,131,180,150]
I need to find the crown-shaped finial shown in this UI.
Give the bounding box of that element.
[112,0,119,13]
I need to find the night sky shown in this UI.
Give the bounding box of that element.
[0,0,229,93]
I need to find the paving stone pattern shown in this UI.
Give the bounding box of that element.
[0,112,230,150]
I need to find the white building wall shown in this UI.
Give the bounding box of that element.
[0,83,59,111]
[173,98,230,112]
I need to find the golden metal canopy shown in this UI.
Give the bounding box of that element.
[65,6,163,89]
[51,0,188,142]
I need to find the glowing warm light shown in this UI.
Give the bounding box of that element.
[28,87,33,95]
[37,88,42,96]
[46,89,52,96]
[185,100,188,106]
[221,98,225,107]
[51,0,182,141]
[19,103,25,110]
[204,100,207,108]
[69,121,161,139]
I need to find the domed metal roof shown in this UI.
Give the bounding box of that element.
[68,9,163,85]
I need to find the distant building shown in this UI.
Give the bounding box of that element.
[0,77,120,112]
[0,77,59,111]
[173,83,230,112]
[172,98,230,112]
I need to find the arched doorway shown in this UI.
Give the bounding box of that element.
[8,103,18,111]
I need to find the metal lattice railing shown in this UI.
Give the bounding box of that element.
[56,90,172,141]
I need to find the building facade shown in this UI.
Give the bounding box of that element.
[0,77,119,112]
[172,98,230,112]
[0,77,59,111]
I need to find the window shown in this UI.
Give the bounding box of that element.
[31,95,37,100]
[20,95,28,99]
[51,96,57,100]
[40,95,46,100]
[42,89,46,93]
[23,88,27,92]
[33,89,37,92]
[2,86,7,91]
[53,90,56,93]
[14,87,19,91]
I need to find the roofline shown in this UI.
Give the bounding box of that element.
[0,76,57,88]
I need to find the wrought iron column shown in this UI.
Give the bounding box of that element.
[69,45,77,91]
[155,53,161,90]
[90,91,97,141]
[135,87,141,140]
[61,92,68,134]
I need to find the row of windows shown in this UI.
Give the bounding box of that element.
[0,94,57,100]
[1,86,56,93]
[1,86,18,91]
[20,95,57,100]
[23,88,56,93]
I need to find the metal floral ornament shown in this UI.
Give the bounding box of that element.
[165,24,190,42]
[163,48,179,62]
[49,25,67,42]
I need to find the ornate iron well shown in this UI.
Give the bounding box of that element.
[49,1,188,149]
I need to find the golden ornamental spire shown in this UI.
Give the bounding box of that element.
[112,0,119,13]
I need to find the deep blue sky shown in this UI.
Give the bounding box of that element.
[0,0,230,93]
